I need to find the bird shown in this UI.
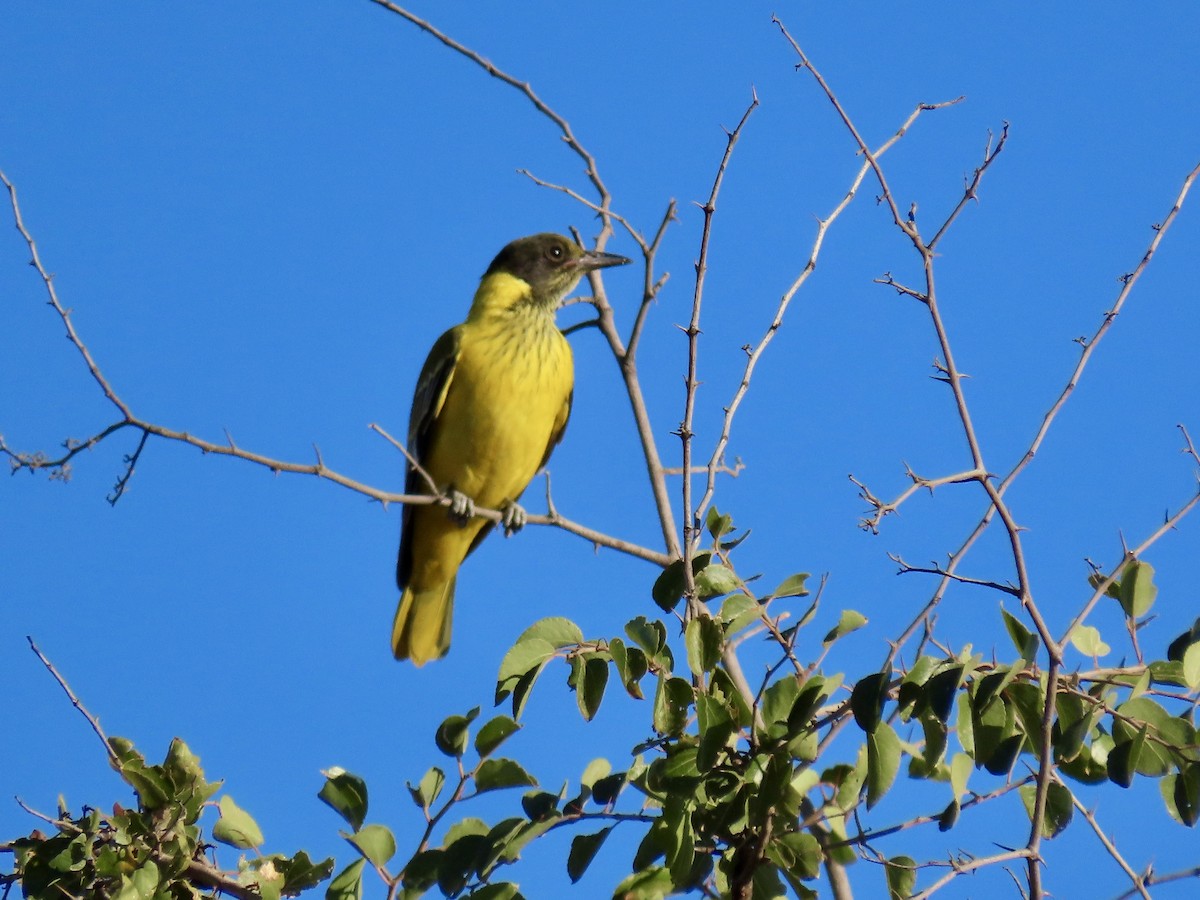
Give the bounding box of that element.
[392,233,630,664]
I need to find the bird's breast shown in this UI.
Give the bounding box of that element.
[425,315,573,507]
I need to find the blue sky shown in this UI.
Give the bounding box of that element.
[4,3,1200,897]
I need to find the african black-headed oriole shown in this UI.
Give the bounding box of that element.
[392,233,630,664]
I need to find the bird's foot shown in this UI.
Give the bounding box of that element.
[447,489,476,524]
[501,501,527,536]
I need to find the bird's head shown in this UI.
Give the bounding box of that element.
[484,233,630,309]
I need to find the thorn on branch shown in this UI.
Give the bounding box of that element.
[107,429,149,505]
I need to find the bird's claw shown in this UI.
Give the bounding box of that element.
[447,489,476,524]
[501,501,527,537]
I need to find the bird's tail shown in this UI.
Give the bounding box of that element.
[392,578,456,665]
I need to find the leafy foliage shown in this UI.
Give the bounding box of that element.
[6,738,331,900]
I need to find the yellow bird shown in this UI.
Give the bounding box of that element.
[392,233,630,664]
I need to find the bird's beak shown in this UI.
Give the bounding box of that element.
[576,248,632,271]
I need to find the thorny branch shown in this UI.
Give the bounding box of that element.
[680,89,760,593]
[694,95,966,539]
[0,169,669,569]
[26,636,117,764]
[778,16,1200,900]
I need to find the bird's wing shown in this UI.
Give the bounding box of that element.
[397,326,462,590]
[539,388,573,471]
[407,326,462,463]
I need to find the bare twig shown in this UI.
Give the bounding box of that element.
[1111,865,1200,900]
[889,553,1020,597]
[1068,787,1151,900]
[680,89,760,583]
[26,637,117,764]
[2,170,132,420]
[366,2,611,222]
[695,96,966,534]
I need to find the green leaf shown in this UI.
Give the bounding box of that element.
[1002,607,1039,662]
[438,833,488,897]
[884,855,917,899]
[850,671,890,734]
[495,620,581,709]
[495,639,555,707]
[610,638,648,699]
[652,559,687,612]
[515,616,584,647]
[770,572,811,599]
[919,714,948,770]
[1167,617,1200,662]
[111,751,171,811]
[765,831,821,881]
[626,616,668,657]
[1107,724,1147,788]
[685,615,724,676]
[114,860,159,900]
[400,849,443,892]
[719,593,763,636]
[408,766,445,811]
[350,823,396,867]
[475,758,537,793]
[592,771,627,806]
[1088,570,1122,599]
[581,758,611,790]
[162,737,218,818]
[520,789,560,821]
[949,752,972,799]
[273,850,335,895]
[212,795,264,849]
[1018,781,1074,838]
[435,707,480,758]
[695,563,741,600]
[1183,642,1200,689]
[1112,697,1193,776]
[319,769,368,832]
[788,675,835,734]
[922,665,963,724]
[483,820,528,881]
[1006,681,1047,759]
[567,826,613,883]
[823,609,867,645]
[1171,764,1200,827]
[325,859,364,900]
[572,654,609,721]
[467,883,521,900]
[652,554,711,611]
[938,798,960,832]
[711,666,755,729]
[653,676,693,737]
[866,722,901,809]
[1148,660,1190,688]
[498,816,556,863]
[1069,625,1110,658]
[475,716,521,758]
[761,676,800,731]
[1117,559,1157,618]
[706,505,733,541]
[613,865,673,900]
[985,733,1025,777]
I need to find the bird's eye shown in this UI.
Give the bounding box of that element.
[547,244,564,261]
